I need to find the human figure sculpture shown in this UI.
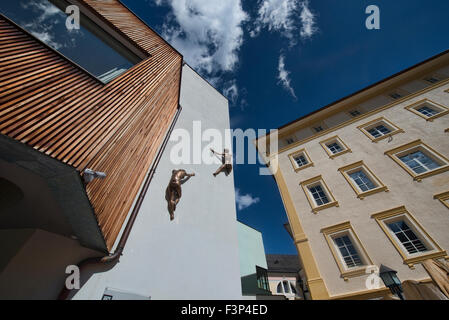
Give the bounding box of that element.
[210,148,233,177]
[165,169,195,220]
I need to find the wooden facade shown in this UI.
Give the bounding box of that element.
[0,0,183,250]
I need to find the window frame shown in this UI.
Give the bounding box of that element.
[338,161,389,199]
[288,149,314,172]
[276,279,297,296]
[310,121,328,134]
[421,73,444,85]
[2,0,146,85]
[319,136,352,159]
[300,175,339,213]
[371,206,447,269]
[321,221,373,280]
[255,266,270,292]
[434,191,449,210]
[357,117,404,143]
[404,99,449,122]
[347,109,362,118]
[386,88,408,100]
[384,139,449,181]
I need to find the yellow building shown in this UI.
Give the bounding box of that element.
[256,50,449,300]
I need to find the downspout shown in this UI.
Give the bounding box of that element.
[58,104,182,300]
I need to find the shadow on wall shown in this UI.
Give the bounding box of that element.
[240,273,271,297]
[0,229,101,300]
[65,261,118,300]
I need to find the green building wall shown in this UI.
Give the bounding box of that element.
[237,221,271,296]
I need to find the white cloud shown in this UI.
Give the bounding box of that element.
[299,1,317,39]
[20,0,68,50]
[251,0,317,46]
[235,189,260,211]
[21,0,62,22]
[277,54,297,99]
[157,0,248,76]
[223,80,239,103]
[30,31,62,50]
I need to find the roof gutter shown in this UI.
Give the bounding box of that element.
[58,104,182,300]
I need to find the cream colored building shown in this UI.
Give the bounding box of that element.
[256,50,449,300]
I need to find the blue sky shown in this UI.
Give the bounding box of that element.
[121,0,449,254]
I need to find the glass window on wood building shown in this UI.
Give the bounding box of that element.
[0,0,143,83]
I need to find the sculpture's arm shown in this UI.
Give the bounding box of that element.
[210,148,224,156]
[180,173,195,184]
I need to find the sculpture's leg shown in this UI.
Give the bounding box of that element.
[168,186,177,220]
[174,184,182,201]
[213,164,226,177]
[168,201,175,220]
[225,164,232,176]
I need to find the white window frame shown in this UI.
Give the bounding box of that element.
[321,221,373,280]
[288,149,314,172]
[357,117,404,142]
[338,161,388,199]
[371,206,447,269]
[384,140,449,181]
[319,136,352,159]
[300,175,339,213]
[405,99,449,122]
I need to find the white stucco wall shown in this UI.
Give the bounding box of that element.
[72,65,242,300]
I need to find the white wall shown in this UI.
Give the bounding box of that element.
[73,65,242,300]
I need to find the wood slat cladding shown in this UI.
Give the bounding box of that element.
[0,0,182,250]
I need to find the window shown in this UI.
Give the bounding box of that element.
[358,117,404,142]
[389,92,402,100]
[256,266,270,292]
[338,161,389,199]
[311,122,327,134]
[294,154,308,167]
[399,151,440,174]
[333,235,363,268]
[387,89,408,100]
[434,191,449,209]
[385,140,449,181]
[349,110,361,117]
[327,142,343,154]
[309,185,329,206]
[288,149,314,172]
[276,282,283,294]
[282,280,290,293]
[405,100,449,121]
[276,280,297,296]
[349,171,375,191]
[424,77,439,84]
[368,125,391,138]
[290,283,297,294]
[0,0,144,84]
[417,106,438,118]
[321,221,373,280]
[300,176,339,213]
[387,221,428,254]
[371,206,447,268]
[422,74,443,84]
[319,136,352,159]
